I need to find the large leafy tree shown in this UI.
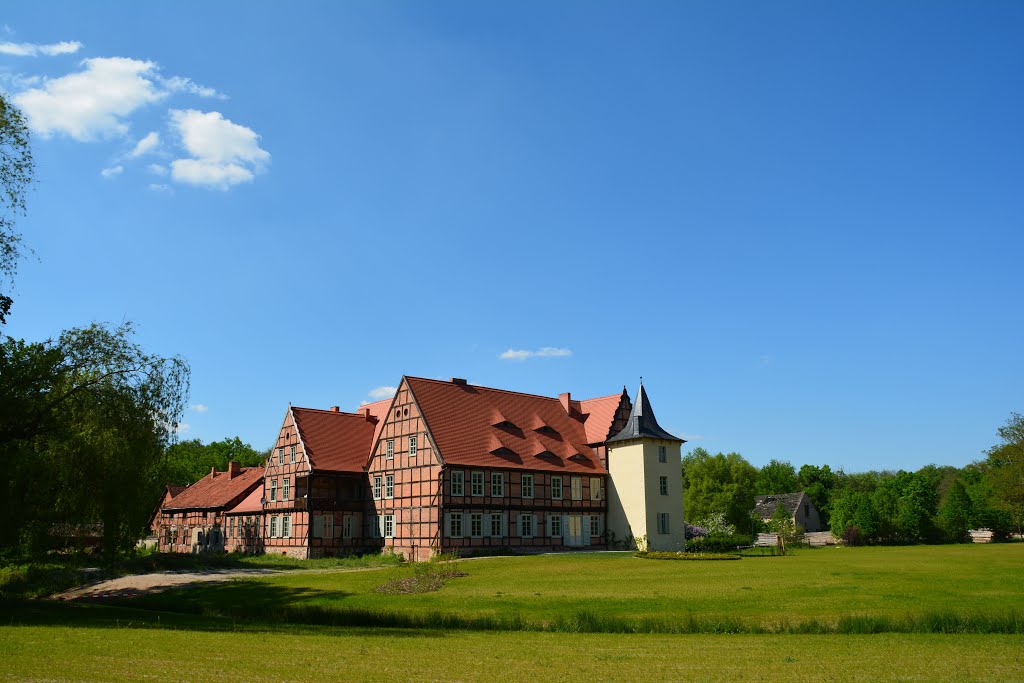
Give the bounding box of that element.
[681,447,758,531]
[0,324,189,558]
[0,93,34,325]
[756,459,799,495]
[797,463,838,527]
[164,437,267,486]
[981,413,1024,534]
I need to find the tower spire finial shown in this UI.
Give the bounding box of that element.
[640,375,643,386]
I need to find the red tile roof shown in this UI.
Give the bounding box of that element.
[292,407,378,473]
[579,393,626,445]
[226,485,264,514]
[164,465,265,511]
[359,397,393,451]
[406,377,609,474]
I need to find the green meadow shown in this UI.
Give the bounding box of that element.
[2,545,1024,682]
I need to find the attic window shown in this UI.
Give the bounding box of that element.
[534,425,559,437]
[534,450,558,459]
[490,447,518,459]
[493,420,518,431]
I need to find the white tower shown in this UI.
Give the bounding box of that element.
[605,382,686,551]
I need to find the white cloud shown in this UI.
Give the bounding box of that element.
[148,183,172,193]
[168,109,270,190]
[160,75,225,99]
[147,163,168,176]
[189,403,208,413]
[368,386,397,399]
[680,432,706,441]
[129,131,160,158]
[0,40,82,57]
[100,165,123,178]
[499,347,573,361]
[14,57,168,140]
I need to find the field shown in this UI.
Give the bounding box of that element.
[2,545,1024,682]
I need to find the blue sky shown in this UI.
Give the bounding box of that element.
[2,3,1021,473]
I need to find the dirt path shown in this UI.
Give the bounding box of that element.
[52,565,389,602]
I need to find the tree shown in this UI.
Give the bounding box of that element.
[164,437,267,486]
[0,93,35,325]
[937,479,973,543]
[681,447,758,530]
[756,459,799,496]
[767,503,799,555]
[982,413,1024,534]
[0,323,189,558]
[798,463,838,528]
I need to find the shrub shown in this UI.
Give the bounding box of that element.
[635,551,741,561]
[841,526,865,546]
[686,534,751,553]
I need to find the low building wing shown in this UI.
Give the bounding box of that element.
[164,465,266,511]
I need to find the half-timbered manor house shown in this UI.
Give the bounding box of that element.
[153,377,686,559]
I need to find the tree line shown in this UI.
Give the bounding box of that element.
[682,412,1024,544]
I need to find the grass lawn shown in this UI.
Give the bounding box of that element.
[1,624,1021,682]
[126,544,1024,632]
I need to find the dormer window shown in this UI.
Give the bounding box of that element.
[493,420,518,431]
[534,425,559,437]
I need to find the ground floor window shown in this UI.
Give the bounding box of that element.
[657,513,670,535]
[470,513,482,538]
[282,515,292,538]
[519,513,534,538]
[549,515,561,537]
[590,514,604,538]
[384,514,394,539]
[490,513,503,538]
[449,512,463,538]
[269,516,278,538]
[343,515,354,539]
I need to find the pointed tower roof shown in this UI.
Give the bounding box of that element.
[606,382,684,444]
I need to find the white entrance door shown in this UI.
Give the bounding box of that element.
[565,515,584,547]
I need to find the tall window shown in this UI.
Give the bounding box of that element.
[269,516,278,538]
[451,471,464,496]
[550,515,562,537]
[277,448,284,465]
[283,515,292,538]
[590,477,602,501]
[270,478,278,502]
[657,513,670,535]
[385,474,394,499]
[382,514,394,538]
[490,513,503,537]
[491,472,505,497]
[369,515,379,538]
[408,435,417,458]
[571,476,582,501]
[551,476,563,500]
[471,471,485,496]
[470,513,483,538]
[386,439,394,460]
[521,474,534,499]
[373,475,382,500]
[450,512,463,538]
[519,513,534,538]
[659,476,668,496]
[658,445,667,463]
[283,477,290,502]
[290,445,296,463]
[591,515,601,537]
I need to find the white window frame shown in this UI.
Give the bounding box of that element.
[590,477,602,501]
[269,515,278,538]
[490,513,503,538]
[491,472,505,497]
[551,476,563,500]
[470,513,483,538]
[471,471,485,497]
[521,473,534,499]
[658,445,667,463]
[450,512,463,538]
[383,514,394,539]
[408,435,417,458]
[270,478,278,502]
[373,475,382,500]
[277,448,284,466]
[283,477,290,502]
[519,513,534,538]
[451,470,465,496]
[386,439,394,460]
[283,515,292,538]
[571,476,582,501]
[659,475,668,496]
[385,474,394,500]
[550,514,562,537]
[590,515,600,537]
[290,445,296,463]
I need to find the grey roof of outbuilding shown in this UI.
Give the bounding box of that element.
[606,383,684,444]
[752,492,807,519]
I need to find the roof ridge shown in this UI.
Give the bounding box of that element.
[292,406,369,418]
[405,376,565,402]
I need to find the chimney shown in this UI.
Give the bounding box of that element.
[361,407,372,420]
[329,406,340,412]
[228,461,241,480]
[209,466,217,479]
[451,378,467,386]
[559,392,572,413]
